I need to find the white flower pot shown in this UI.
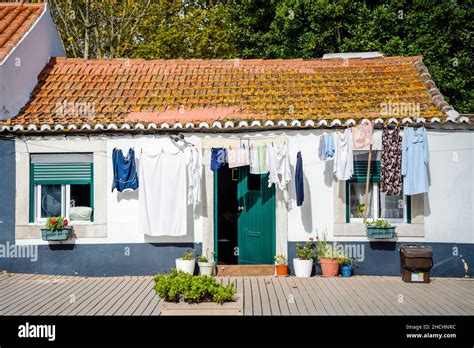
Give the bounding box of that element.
[198,262,215,276]
[176,258,196,274]
[293,258,313,277]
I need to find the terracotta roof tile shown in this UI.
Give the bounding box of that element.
[0,2,44,62]
[3,56,455,128]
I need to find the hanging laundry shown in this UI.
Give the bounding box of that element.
[267,143,291,190]
[138,150,188,236]
[318,135,326,160]
[186,147,202,204]
[325,134,335,159]
[111,148,139,192]
[250,144,268,174]
[227,146,250,168]
[295,151,304,206]
[352,121,373,149]
[401,127,430,195]
[210,148,227,171]
[380,125,403,195]
[333,129,354,181]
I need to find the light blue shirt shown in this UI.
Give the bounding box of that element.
[401,127,430,195]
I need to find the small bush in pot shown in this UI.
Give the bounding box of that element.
[198,250,215,276]
[338,255,354,278]
[153,269,236,304]
[41,217,72,241]
[315,233,342,277]
[274,254,288,277]
[175,250,196,274]
[293,241,314,277]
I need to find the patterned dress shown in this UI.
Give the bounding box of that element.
[380,125,403,195]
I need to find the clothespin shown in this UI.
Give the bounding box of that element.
[161,148,164,154]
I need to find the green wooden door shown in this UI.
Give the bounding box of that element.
[237,166,275,264]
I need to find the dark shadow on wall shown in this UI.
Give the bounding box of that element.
[301,174,313,233]
[323,159,334,187]
[117,189,138,202]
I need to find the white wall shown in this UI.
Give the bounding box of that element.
[0,4,65,120]
[15,129,474,247]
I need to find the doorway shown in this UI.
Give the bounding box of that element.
[214,165,276,265]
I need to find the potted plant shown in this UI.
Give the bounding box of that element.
[274,254,288,276]
[198,250,215,276]
[338,255,354,278]
[293,241,314,277]
[315,234,341,277]
[40,217,72,241]
[365,219,396,239]
[175,250,196,275]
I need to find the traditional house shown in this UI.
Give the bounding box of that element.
[0,2,472,277]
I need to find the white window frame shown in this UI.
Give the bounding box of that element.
[349,182,406,224]
[35,184,92,225]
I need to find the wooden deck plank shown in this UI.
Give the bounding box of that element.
[31,276,94,315]
[48,277,109,316]
[141,290,161,316]
[1,273,472,316]
[131,279,157,316]
[298,278,329,315]
[72,277,128,316]
[0,274,54,300]
[383,276,448,315]
[93,277,141,316]
[264,277,281,315]
[373,276,430,315]
[1,276,71,315]
[349,276,395,315]
[243,277,253,316]
[311,277,347,315]
[250,277,262,316]
[123,278,155,316]
[110,277,151,315]
[274,277,299,315]
[36,277,103,315]
[291,277,318,315]
[271,276,291,315]
[62,276,119,315]
[257,277,272,315]
[359,276,405,315]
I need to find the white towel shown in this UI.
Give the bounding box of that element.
[139,151,187,236]
[227,147,250,168]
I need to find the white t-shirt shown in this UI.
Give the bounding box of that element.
[333,129,354,181]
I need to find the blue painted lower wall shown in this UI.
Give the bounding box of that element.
[287,241,474,278]
[0,243,202,276]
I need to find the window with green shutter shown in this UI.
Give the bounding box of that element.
[29,154,94,223]
[346,152,410,223]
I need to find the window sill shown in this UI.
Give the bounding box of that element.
[334,222,424,237]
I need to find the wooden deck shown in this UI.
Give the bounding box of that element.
[0,272,472,316]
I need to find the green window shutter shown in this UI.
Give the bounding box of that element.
[32,163,92,185]
[351,161,380,183]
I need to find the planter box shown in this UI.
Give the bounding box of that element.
[40,228,72,241]
[161,294,243,316]
[367,226,395,239]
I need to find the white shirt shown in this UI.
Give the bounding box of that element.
[333,129,354,181]
[185,147,202,205]
[266,143,291,190]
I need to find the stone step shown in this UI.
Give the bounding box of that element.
[216,264,275,276]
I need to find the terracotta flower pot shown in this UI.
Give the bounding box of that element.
[320,258,340,277]
[275,265,288,276]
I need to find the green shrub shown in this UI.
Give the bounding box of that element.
[181,250,195,260]
[198,256,208,263]
[153,269,236,304]
[296,241,314,260]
